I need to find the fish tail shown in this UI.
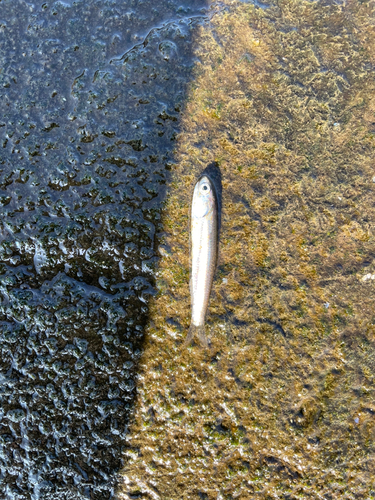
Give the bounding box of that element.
[184,325,209,348]
[197,326,209,348]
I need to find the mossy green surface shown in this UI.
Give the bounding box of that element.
[119,1,375,498]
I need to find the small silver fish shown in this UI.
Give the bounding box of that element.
[185,175,218,347]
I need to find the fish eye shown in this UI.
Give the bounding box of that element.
[200,182,210,193]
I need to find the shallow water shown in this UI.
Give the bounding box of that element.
[0,0,208,498]
[2,0,375,499]
[118,0,375,498]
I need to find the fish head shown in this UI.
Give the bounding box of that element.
[192,176,216,218]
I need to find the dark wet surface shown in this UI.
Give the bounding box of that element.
[0,0,208,498]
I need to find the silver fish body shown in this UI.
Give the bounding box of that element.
[186,175,218,346]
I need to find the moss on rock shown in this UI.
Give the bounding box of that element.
[119,1,375,498]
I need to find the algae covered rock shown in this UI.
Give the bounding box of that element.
[119,0,375,498]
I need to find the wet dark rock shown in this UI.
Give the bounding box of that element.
[0,0,208,498]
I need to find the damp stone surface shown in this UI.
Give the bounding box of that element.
[119,0,375,499]
[0,0,209,498]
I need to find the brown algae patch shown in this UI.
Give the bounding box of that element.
[118,1,375,498]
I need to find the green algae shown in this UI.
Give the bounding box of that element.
[119,0,375,498]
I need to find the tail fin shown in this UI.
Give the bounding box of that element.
[184,325,209,348]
